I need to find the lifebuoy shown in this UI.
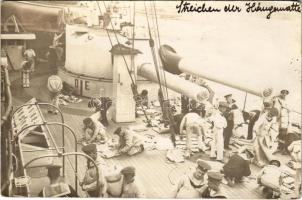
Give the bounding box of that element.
[47,75,63,93]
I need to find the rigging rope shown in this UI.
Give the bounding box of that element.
[152,1,161,47]
[150,2,163,90]
[96,2,113,48]
[144,2,177,131]
[96,1,151,126]
[130,2,136,73]
[152,1,170,99]
[144,2,164,95]
[101,1,135,84]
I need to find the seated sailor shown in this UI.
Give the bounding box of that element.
[105,166,124,198]
[172,159,211,198]
[257,160,282,198]
[113,127,144,156]
[120,166,146,198]
[202,171,226,198]
[222,147,253,187]
[82,117,107,144]
[38,164,78,197]
[80,144,107,197]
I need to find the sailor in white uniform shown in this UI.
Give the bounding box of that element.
[209,102,228,163]
[172,159,211,198]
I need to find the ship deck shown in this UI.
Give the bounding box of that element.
[8,63,298,199]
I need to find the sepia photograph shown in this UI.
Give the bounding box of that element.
[1,0,301,198]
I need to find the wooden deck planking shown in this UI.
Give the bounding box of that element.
[22,108,267,199]
[9,99,268,199]
[111,150,177,198]
[8,67,298,199]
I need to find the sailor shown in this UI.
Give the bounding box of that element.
[60,82,82,104]
[88,97,112,127]
[196,79,215,104]
[223,94,237,150]
[120,166,146,198]
[47,75,63,115]
[47,45,58,69]
[99,97,113,126]
[246,110,261,140]
[198,103,215,152]
[190,78,215,117]
[209,102,228,163]
[52,32,64,48]
[261,87,274,113]
[253,108,279,167]
[202,172,226,198]
[224,94,237,109]
[190,89,210,117]
[82,117,107,144]
[287,135,302,197]
[232,104,249,139]
[47,32,64,69]
[38,164,78,197]
[103,7,111,29]
[287,140,301,168]
[284,124,301,152]
[105,166,124,197]
[254,108,279,137]
[273,89,290,153]
[172,159,211,198]
[260,159,297,199]
[23,49,36,72]
[80,144,107,197]
[222,147,253,186]
[179,111,203,157]
[135,89,149,117]
[257,160,282,199]
[21,60,32,88]
[140,89,149,107]
[113,127,144,156]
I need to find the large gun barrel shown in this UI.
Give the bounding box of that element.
[137,63,209,102]
[159,45,267,97]
[159,44,301,115]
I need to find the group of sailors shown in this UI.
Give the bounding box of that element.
[69,77,300,198]
[173,75,301,198]
[81,112,145,157]
[12,2,300,198]
[178,75,297,160]
[39,143,230,198]
[39,143,145,198]
[26,63,300,198]
[28,51,300,198]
